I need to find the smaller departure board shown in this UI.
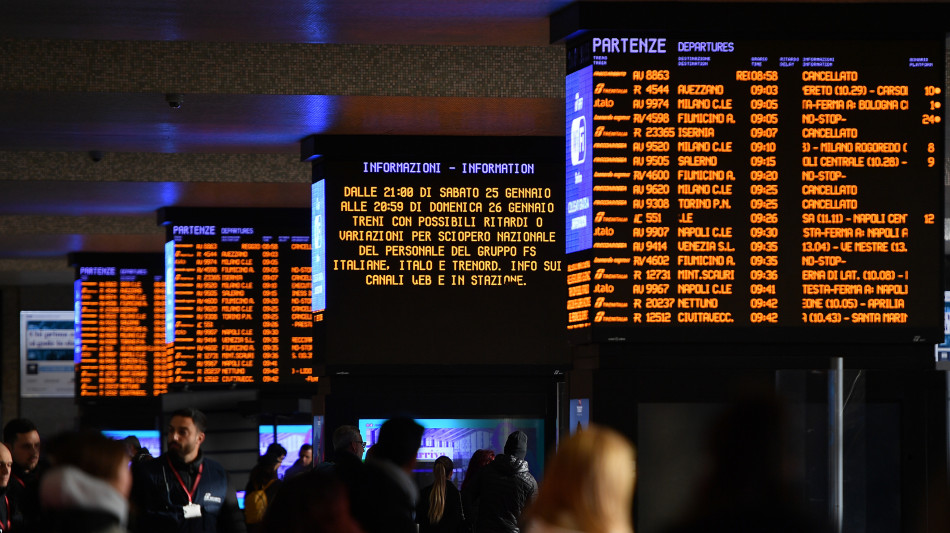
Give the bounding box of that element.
[160,208,319,387]
[70,253,167,397]
[308,136,568,366]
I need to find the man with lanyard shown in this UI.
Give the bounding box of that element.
[131,408,245,533]
[2,419,43,531]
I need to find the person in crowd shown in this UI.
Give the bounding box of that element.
[460,449,495,533]
[469,431,538,533]
[417,455,464,533]
[662,392,832,533]
[261,443,286,466]
[261,468,364,533]
[244,444,285,532]
[38,430,132,533]
[130,407,245,533]
[318,426,365,475]
[123,436,153,464]
[0,442,23,531]
[3,418,46,530]
[283,444,313,479]
[350,417,424,533]
[522,425,636,533]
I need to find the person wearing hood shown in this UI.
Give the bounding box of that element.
[38,431,132,533]
[469,431,538,533]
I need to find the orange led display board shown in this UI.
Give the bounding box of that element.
[160,208,320,387]
[71,253,168,397]
[307,137,568,366]
[561,12,945,343]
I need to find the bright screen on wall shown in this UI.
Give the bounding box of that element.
[20,310,75,398]
[101,429,162,456]
[559,6,945,345]
[259,424,313,478]
[358,418,545,483]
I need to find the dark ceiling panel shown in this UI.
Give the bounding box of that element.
[0,0,574,44]
[0,181,311,216]
[0,94,562,153]
[0,0,572,269]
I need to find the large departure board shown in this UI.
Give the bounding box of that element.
[70,253,168,397]
[562,24,945,343]
[308,136,568,366]
[160,208,319,386]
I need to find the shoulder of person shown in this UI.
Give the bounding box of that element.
[200,456,227,473]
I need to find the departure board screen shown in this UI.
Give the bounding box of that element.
[71,253,168,397]
[310,137,568,366]
[564,34,944,343]
[160,208,319,386]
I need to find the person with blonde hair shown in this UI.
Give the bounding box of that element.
[416,456,464,532]
[524,425,636,533]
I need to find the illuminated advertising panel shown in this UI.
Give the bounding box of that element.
[20,310,75,398]
[358,417,544,481]
[312,180,327,312]
[566,65,594,254]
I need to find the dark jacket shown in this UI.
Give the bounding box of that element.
[242,474,280,533]
[469,454,537,533]
[350,458,418,533]
[417,480,464,533]
[131,452,245,533]
[282,460,311,480]
[9,460,45,532]
[0,484,24,532]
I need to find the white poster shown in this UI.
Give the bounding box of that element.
[19,311,75,398]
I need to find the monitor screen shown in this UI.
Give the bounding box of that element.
[259,424,314,479]
[101,429,162,457]
[563,27,944,345]
[358,417,545,484]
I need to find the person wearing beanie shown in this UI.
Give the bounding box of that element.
[468,431,538,533]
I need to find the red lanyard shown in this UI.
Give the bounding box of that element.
[10,475,23,489]
[166,457,203,504]
[3,494,9,530]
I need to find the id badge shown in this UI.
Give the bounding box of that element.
[183,502,202,519]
